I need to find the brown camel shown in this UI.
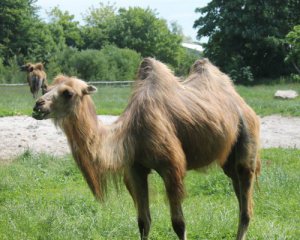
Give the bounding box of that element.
[21,62,48,98]
[32,58,260,240]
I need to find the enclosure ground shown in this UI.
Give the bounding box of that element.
[0,115,299,163]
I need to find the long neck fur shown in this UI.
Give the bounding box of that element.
[57,95,127,200]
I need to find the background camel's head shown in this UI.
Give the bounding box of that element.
[32,75,97,120]
[20,62,44,72]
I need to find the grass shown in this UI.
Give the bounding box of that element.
[0,149,299,239]
[0,83,299,117]
[237,83,300,116]
[0,85,131,117]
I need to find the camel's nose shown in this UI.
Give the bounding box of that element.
[33,98,45,111]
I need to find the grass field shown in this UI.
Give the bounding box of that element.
[0,83,299,117]
[0,149,299,239]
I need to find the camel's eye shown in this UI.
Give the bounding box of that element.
[62,89,73,99]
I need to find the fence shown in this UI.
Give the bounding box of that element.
[0,80,135,87]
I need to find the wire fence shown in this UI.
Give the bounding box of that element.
[0,80,135,87]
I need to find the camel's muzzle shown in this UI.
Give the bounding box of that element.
[32,99,50,120]
[20,65,27,71]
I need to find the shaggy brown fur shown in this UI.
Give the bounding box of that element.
[21,62,48,98]
[32,58,260,240]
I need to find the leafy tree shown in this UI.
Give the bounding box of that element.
[194,0,300,83]
[82,2,117,49]
[0,0,38,61]
[108,7,182,66]
[0,0,62,64]
[175,47,202,76]
[285,25,300,74]
[47,6,83,48]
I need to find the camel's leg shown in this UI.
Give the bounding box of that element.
[41,79,48,94]
[160,167,186,240]
[235,165,255,240]
[124,164,151,240]
[223,154,256,240]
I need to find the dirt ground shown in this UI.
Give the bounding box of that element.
[0,115,299,163]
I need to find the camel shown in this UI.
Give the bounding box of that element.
[21,62,48,98]
[32,58,260,240]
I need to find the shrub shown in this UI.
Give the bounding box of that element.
[47,45,141,82]
[175,47,202,77]
[229,66,254,84]
[0,56,25,83]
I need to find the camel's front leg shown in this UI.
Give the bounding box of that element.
[124,164,151,240]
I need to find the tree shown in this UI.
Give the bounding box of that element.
[0,0,38,61]
[0,0,61,64]
[47,6,83,48]
[82,2,117,49]
[285,25,300,74]
[108,7,182,66]
[194,0,300,83]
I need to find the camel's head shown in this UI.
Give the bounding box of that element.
[20,62,44,72]
[32,75,97,120]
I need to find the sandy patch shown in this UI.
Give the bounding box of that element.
[0,115,299,162]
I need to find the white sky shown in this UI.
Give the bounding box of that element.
[36,0,209,42]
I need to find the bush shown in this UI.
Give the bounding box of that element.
[0,56,25,83]
[175,47,202,76]
[290,74,300,83]
[101,45,141,80]
[47,45,141,82]
[229,66,254,84]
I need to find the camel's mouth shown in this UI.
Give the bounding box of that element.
[32,109,50,120]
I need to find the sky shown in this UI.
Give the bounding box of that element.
[36,0,210,42]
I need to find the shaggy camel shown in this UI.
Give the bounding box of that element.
[32,58,260,240]
[21,62,48,98]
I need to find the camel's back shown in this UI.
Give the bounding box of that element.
[122,58,259,170]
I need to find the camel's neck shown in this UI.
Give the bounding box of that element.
[59,96,127,199]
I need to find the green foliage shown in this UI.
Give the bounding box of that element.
[109,7,182,66]
[100,45,141,80]
[0,57,26,84]
[194,0,300,83]
[0,2,193,80]
[0,0,38,61]
[47,7,83,48]
[285,25,300,75]
[82,4,182,66]
[0,0,59,64]
[45,45,141,81]
[290,73,300,83]
[82,2,117,49]
[175,47,202,76]
[0,149,299,239]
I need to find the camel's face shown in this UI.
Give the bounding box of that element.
[20,63,34,72]
[32,77,96,120]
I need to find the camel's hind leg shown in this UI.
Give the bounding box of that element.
[124,164,151,240]
[223,157,256,240]
[158,163,186,240]
[223,127,258,240]
[236,164,255,240]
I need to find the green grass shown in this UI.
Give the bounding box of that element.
[236,83,300,116]
[0,85,131,117]
[0,149,299,239]
[0,83,299,117]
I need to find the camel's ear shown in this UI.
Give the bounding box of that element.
[35,63,44,71]
[83,85,97,95]
[137,58,154,80]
